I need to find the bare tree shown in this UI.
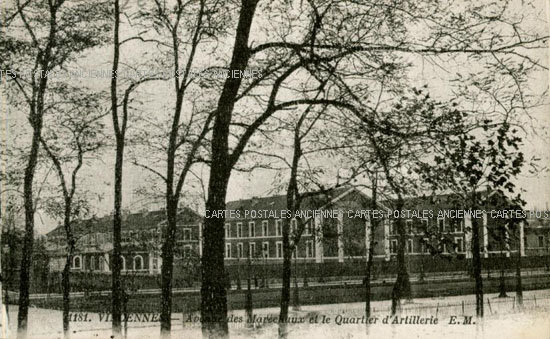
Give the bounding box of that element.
[364,171,379,321]
[276,104,326,339]
[39,88,105,338]
[1,2,109,336]
[109,1,125,335]
[197,0,548,336]
[4,1,546,338]
[339,87,464,314]
[122,1,233,335]
[108,1,172,334]
[241,97,359,338]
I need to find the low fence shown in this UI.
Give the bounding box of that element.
[5,255,550,294]
[22,271,550,314]
[229,255,550,280]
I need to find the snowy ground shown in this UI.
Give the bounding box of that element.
[2,289,550,339]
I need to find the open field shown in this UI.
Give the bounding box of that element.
[3,289,550,339]
[10,270,550,314]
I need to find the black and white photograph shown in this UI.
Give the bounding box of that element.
[1,0,549,338]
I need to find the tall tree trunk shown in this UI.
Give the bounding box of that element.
[160,198,178,337]
[0,195,3,317]
[111,138,124,337]
[157,2,208,334]
[515,237,523,308]
[60,197,75,339]
[62,204,75,338]
[391,195,410,315]
[278,218,293,339]
[245,257,253,327]
[62,244,74,339]
[498,251,507,298]
[17,126,41,338]
[365,175,378,319]
[201,1,258,338]
[279,126,301,339]
[201,173,230,338]
[110,0,123,336]
[292,256,300,311]
[498,227,507,298]
[61,193,76,339]
[471,201,484,317]
[17,3,58,336]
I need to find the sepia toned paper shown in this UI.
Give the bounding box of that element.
[1,0,549,338]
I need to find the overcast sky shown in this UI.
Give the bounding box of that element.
[2,0,549,235]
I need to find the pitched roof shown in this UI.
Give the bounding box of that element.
[225,186,368,219]
[46,206,202,237]
[381,190,495,210]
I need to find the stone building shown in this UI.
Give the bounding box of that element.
[45,207,202,275]
[45,187,548,276]
[223,186,383,264]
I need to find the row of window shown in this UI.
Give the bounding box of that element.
[224,241,315,259]
[70,254,161,271]
[389,218,464,236]
[225,219,315,239]
[225,217,465,240]
[389,237,465,254]
[51,227,195,246]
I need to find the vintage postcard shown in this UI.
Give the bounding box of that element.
[1,0,549,338]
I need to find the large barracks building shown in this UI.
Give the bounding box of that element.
[45,207,203,274]
[45,186,548,275]
[223,187,381,263]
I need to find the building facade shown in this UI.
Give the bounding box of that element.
[45,207,202,275]
[524,214,550,257]
[223,186,383,264]
[45,187,546,275]
[386,193,526,261]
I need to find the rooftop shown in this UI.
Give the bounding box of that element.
[46,206,202,237]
